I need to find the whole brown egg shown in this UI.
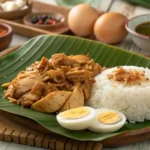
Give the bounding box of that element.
[68,4,99,37]
[94,12,128,44]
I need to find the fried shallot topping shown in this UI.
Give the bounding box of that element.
[107,67,148,85]
[4,53,102,113]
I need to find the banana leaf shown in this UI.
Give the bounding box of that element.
[1,35,150,141]
[126,0,150,8]
[55,0,100,9]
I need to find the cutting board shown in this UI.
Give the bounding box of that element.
[0,110,103,150]
[1,46,150,150]
[2,106,150,149]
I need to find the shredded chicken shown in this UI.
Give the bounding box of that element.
[5,71,42,99]
[4,53,102,112]
[61,85,84,111]
[37,57,51,74]
[18,92,40,107]
[66,70,93,81]
[51,53,79,68]
[45,69,65,82]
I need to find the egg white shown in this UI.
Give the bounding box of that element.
[88,108,126,133]
[56,106,96,130]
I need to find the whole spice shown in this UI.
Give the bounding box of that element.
[30,14,60,25]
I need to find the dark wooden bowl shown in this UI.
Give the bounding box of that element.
[23,12,65,30]
[0,23,13,51]
[0,3,32,20]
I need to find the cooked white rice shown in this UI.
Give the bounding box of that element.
[86,66,150,123]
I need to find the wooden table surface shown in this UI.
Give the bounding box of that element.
[1,0,150,149]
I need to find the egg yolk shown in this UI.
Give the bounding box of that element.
[60,107,90,119]
[98,111,121,125]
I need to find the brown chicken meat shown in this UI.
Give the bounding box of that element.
[4,53,102,113]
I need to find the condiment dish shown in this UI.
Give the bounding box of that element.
[23,12,65,30]
[0,23,13,51]
[0,1,32,20]
[125,14,150,52]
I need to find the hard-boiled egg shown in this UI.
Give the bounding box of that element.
[56,106,96,130]
[88,108,126,133]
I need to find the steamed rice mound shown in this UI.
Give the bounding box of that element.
[86,66,150,123]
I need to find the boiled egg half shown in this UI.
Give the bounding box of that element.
[56,106,96,130]
[88,108,126,133]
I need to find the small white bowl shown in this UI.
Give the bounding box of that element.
[125,14,150,52]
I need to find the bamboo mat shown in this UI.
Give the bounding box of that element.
[0,110,102,150]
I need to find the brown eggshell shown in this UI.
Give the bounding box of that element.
[94,12,128,44]
[68,4,99,37]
